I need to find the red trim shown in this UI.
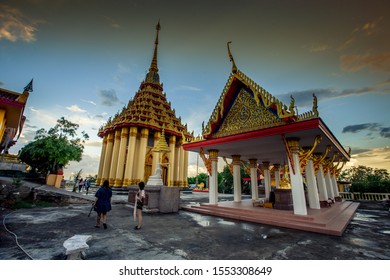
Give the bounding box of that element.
[0,98,25,108]
[184,119,320,149]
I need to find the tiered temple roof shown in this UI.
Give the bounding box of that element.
[98,22,191,140]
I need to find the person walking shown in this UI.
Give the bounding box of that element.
[78,178,84,193]
[134,181,145,230]
[85,179,91,194]
[93,180,112,229]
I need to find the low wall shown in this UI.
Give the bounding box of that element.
[128,185,180,213]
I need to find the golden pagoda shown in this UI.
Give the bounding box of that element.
[96,22,192,187]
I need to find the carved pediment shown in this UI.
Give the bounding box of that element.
[214,88,283,137]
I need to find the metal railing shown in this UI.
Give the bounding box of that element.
[339,192,390,201]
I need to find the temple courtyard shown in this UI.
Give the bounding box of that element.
[0,186,389,260]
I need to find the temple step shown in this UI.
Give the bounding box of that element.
[181,200,360,236]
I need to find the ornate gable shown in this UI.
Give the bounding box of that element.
[214,87,283,138]
[201,43,319,140]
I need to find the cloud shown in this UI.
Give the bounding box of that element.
[0,4,39,42]
[342,123,390,139]
[309,44,330,53]
[348,146,390,171]
[282,86,379,107]
[81,99,97,106]
[340,52,390,73]
[104,16,121,29]
[376,78,390,87]
[339,19,381,50]
[66,105,87,113]
[98,89,119,106]
[174,85,202,92]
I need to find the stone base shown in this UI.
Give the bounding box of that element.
[274,189,293,210]
[128,185,180,213]
[334,196,342,202]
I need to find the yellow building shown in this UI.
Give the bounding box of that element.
[96,22,192,187]
[0,80,32,155]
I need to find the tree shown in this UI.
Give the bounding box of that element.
[18,117,89,176]
[339,165,390,193]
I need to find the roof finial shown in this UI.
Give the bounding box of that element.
[149,20,161,73]
[227,41,237,73]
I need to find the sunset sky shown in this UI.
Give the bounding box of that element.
[1,0,389,179]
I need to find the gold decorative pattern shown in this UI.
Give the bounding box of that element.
[98,22,193,143]
[299,135,322,170]
[199,147,212,175]
[195,58,320,142]
[222,156,233,174]
[214,89,283,137]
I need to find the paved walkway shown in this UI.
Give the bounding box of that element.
[0,181,389,260]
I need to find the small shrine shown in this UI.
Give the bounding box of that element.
[182,43,358,235]
[96,22,192,188]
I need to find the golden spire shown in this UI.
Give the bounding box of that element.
[227,41,237,73]
[152,129,170,153]
[149,20,161,73]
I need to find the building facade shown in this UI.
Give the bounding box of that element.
[96,22,192,187]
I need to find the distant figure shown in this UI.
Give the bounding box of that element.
[78,178,84,192]
[134,181,145,230]
[85,179,91,194]
[93,180,112,229]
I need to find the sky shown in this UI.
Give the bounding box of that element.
[1,0,389,179]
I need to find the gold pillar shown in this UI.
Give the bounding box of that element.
[179,145,185,186]
[108,129,121,186]
[152,131,161,175]
[137,128,149,182]
[96,135,108,186]
[168,135,176,186]
[101,132,114,184]
[183,150,189,187]
[123,127,137,186]
[114,127,129,187]
[174,143,180,185]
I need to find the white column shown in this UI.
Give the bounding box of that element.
[332,174,340,197]
[316,164,328,202]
[232,155,242,202]
[263,161,271,200]
[209,150,219,205]
[325,170,334,200]
[273,163,280,189]
[305,159,320,209]
[286,138,307,215]
[249,159,258,200]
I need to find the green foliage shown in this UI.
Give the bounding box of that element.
[339,165,390,193]
[219,165,233,194]
[18,117,89,176]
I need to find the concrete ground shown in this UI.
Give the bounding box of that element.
[0,185,389,260]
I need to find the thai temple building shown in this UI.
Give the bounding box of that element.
[96,22,192,188]
[0,80,32,162]
[183,43,358,235]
